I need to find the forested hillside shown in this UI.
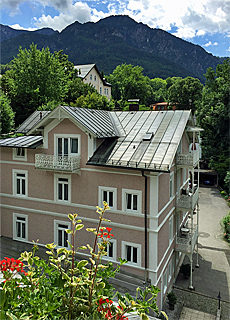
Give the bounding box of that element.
[1,15,225,82]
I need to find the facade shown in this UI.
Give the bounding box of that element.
[74,64,112,100]
[0,106,201,309]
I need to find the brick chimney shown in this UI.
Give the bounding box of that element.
[128,99,140,111]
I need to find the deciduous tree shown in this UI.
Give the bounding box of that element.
[0,91,15,135]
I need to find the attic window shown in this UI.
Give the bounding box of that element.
[143,132,153,141]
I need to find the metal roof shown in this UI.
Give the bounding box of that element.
[27,106,120,138]
[16,110,50,134]
[74,64,95,79]
[88,110,192,172]
[0,135,43,148]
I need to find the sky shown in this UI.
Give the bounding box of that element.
[1,0,230,57]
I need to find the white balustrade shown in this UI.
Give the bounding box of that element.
[176,187,199,210]
[35,154,81,172]
[175,224,198,253]
[176,150,199,167]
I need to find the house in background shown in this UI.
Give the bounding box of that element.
[150,102,176,111]
[0,105,202,309]
[74,64,112,100]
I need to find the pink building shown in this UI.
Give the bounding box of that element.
[0,106,201,309]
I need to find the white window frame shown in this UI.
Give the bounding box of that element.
[122,189,142,214]
[168,260,172,283]
[13,213,28,241]
[13,148,27,161]
[98,186,117,210]
[54,134,81,157]
[163,269,168,293]
[170,172,174,199]
[100,239,117,261]
[54,174,71,203]
[169,215,174,244]
[13,169,28,197]
[54,220,71,249]
[122,241,141,267]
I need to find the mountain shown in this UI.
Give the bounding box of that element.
[0,16,226,82]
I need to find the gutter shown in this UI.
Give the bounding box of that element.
[142,170,148,284]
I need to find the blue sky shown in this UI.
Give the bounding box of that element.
[1,0,230,57]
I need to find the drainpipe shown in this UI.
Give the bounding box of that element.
[142,170,148,284]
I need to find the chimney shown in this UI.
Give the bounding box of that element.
[128,99,140,111]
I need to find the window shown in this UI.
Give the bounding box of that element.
[13,169,28,197]
[94,75,97,81]
[106,89,109,95]
[169,215,174,244]
[98,186,117,210]
[55,135,80,157]
[170,172,174,199]
[101,239,117,261]
[13,213,28,241]
[104,88,106,94]
[54,220,71,248]
[54,174,71,203]
[163,269,167,293]
[100,87,102,94]
[122,241,141,266]
[122,189,142,213]
[13,148,27,161]
[183,168,187,183]
[168,261,172,283]
[90,74,92,81]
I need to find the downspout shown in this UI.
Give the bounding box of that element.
[142,170,148,284]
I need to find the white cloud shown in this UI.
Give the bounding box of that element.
[10,23,37,31]
[35,2,92,31]
[204,41,218,47]
[2,0,230,39]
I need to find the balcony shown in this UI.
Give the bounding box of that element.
[35,154,81,172]
[175,223,198,253]
[176,187,199,211]
[176,150,199,167]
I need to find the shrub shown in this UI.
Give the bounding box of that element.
[0,203,160,319]
[221,211,230,244]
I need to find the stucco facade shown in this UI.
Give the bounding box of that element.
[0,107,201,310]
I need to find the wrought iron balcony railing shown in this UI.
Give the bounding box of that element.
[35,154,81,172]
[175,223,198,253]
[176,187,199,211]
[176,150,199,167]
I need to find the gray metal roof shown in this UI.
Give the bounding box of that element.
[74,64,96,79]
[27,106,120,138]
[88,110,191,172]
[16,110,50,134]
[0,135,43,148]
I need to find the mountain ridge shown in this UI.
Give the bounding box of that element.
[0,15,226,82]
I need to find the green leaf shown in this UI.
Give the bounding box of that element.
[77,246,87,250]
[77,260,88,268]
[68,214,74,221]
[140,313,149,320]
[66,229,72,234]
[75,224,84,231]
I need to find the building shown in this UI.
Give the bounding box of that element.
[74,64,112,100]
[0,106,202,309]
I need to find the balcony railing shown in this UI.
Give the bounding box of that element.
[176,187,199,211]
[35,154,81,172]
[175,223,198,253]
[176,150,199,167]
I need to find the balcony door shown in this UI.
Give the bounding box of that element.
[57,137,78,157]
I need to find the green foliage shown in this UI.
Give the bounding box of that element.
[224,172,230,195]
[1,44,68,125]
[71,92,114,110]
[167,76,203,113]
[221,211,230,244]
[0,90,15,134]
[197,59,230,188]
[0,203,160,319]
[167,292,177,305]
[107,64,152,107]
[65,78,96,105]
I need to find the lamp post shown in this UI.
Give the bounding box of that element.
[217,291,221,310]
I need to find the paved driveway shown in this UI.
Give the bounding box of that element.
[176,186,230,301]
